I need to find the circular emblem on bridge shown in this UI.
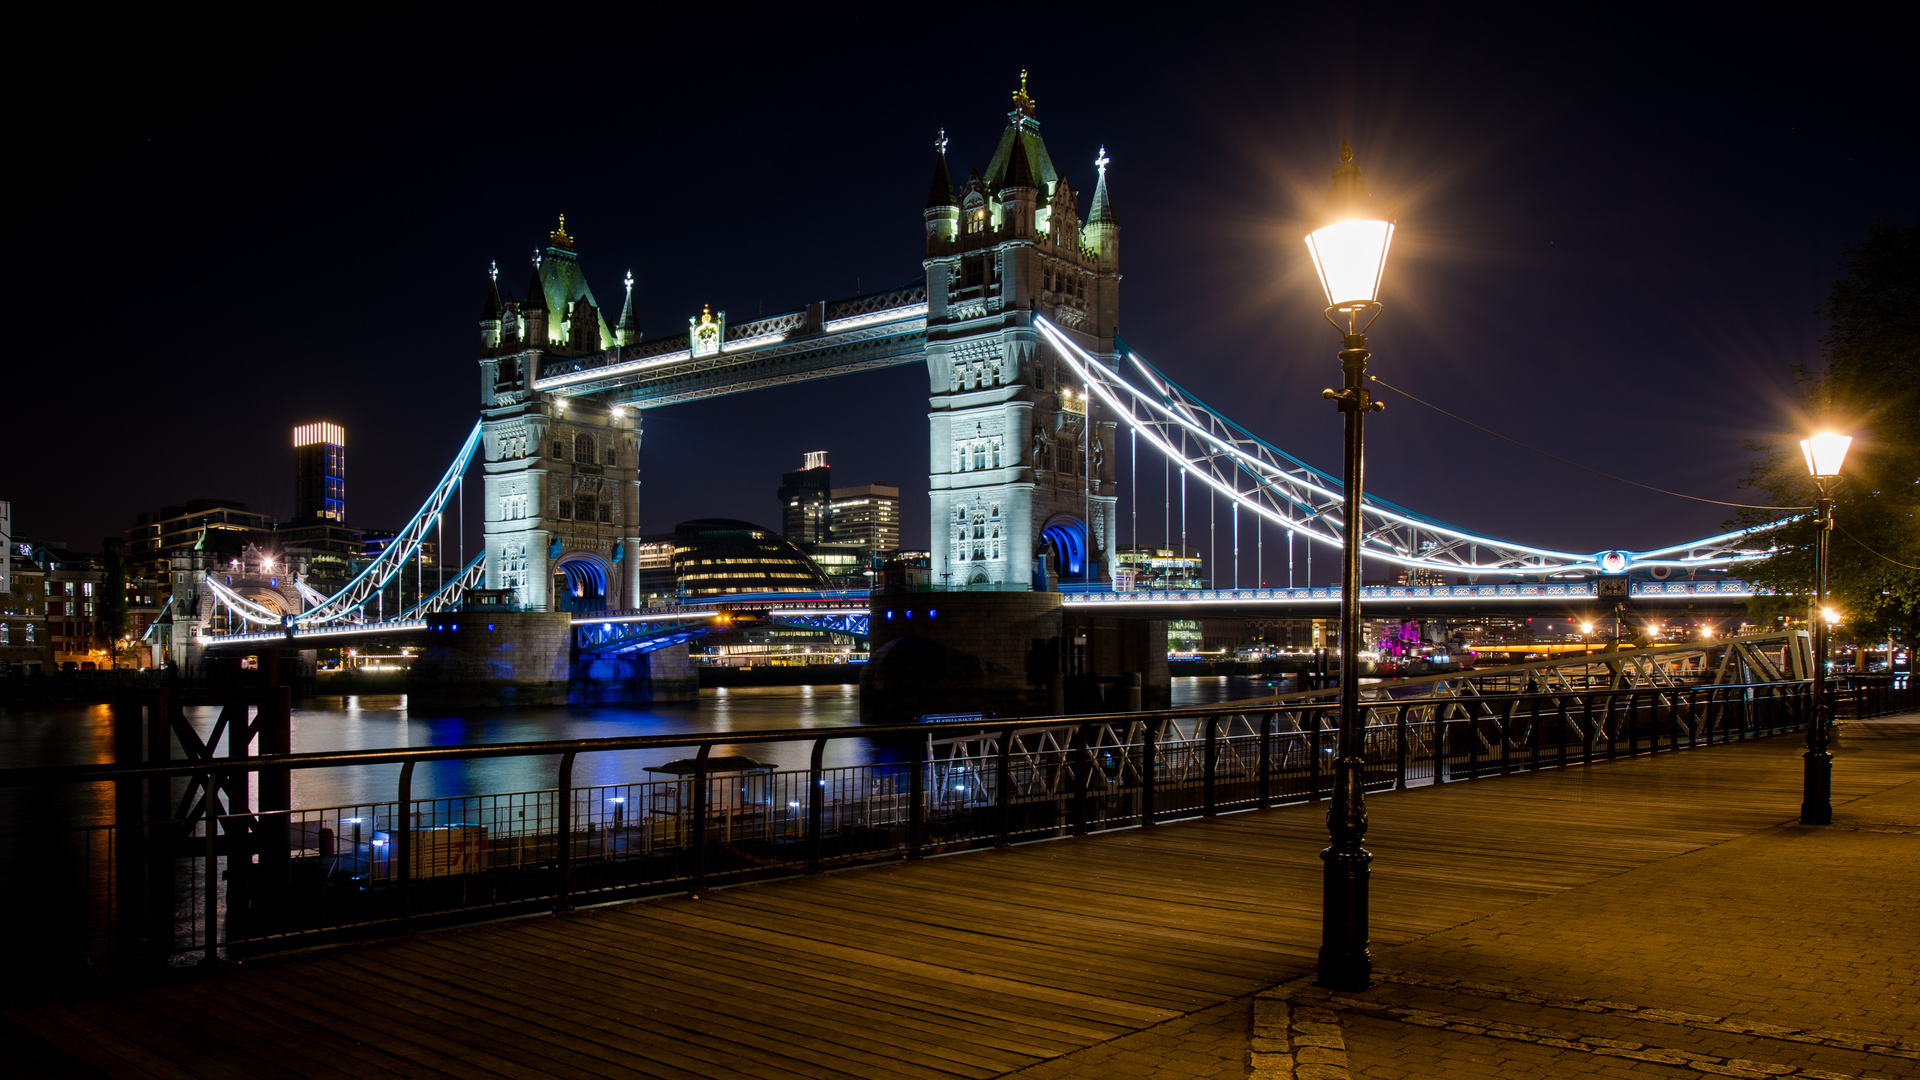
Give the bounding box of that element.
[1600,551,1628,574]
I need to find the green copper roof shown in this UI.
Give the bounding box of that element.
[984,123,1058,196]
[534,248,615,348]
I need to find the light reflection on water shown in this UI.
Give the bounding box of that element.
[3,678,1277,824]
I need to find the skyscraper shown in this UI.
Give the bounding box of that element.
[293,422,347,522]
[777,451,832,548]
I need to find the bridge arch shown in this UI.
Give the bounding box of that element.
[1036,515,1090,589]
[552,553,611,613]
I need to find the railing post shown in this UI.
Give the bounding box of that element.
[1627,691,1640,756]
[1309,711,1322,800]
[1467,706,1480,779]
[1435,712,1449,784]
[1688,689,1701,749]
[908,736,926,857]
[1140,720,1157,827]
[1395,704,1409,790]
[1669,693,1681,752]
[202,767,221,965]
[1202,716,1219,817]
[1527,695,1541,771]
[996,726,1015,845]
[556,751,575,912]
[1258,713,1274,807]
[808,737,828,871]
[691,743,711,893]
[1500,698,1516,775]
[1555,697,1570,770]
[396,759,415,926]
[1581,694,1596,765]
[1070,725,1092,835]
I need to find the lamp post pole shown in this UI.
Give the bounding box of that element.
[1319,319,1381,990]
[1301,140,1393,993]
[1801,486,1834,825]
[1796,431,1848,826]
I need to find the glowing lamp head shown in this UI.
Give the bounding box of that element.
[1304,140,1394,311]
[1823,607,1841,626]
[1799,432,1851,478]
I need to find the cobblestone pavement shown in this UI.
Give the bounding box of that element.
[1136,714,1920,1079]
[1257,715,1920,1080]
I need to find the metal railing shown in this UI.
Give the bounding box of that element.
[2,676,1910,971]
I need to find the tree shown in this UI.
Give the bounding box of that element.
[1734,221,1919,661]
[97,541,130,665]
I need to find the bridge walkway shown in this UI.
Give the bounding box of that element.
[5,718,1915,1079]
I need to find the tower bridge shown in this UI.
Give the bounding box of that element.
[179,75,1791,712]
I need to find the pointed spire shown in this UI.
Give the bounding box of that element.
[1089,146,1118,227]
[524,265,548,314]
[1001,128,1036,193]
[926,129,956,209]
[481,262,503,320]
[617,270,640,346]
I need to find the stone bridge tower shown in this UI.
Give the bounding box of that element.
[922,73,1121,590]
[477,219,644,612]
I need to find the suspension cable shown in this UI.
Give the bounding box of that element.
[1367,374,1814,512]
[1835,520,1920,571]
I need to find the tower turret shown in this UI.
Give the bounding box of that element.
[1086,146,1120,269]
[480,261,503,350]
[616,270,641,347]
[997,125,1038,242]
[521,262,549,347]
[925,129,959,250]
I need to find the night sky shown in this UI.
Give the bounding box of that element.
[14,9,1914,581]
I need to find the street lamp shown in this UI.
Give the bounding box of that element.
[1303,139,1393,992]
[1798,430,1849,826]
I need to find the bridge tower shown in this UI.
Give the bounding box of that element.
[477,219,643,612]
[922,73,1121,590]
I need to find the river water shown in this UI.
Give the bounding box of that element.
[2,677,1282,827]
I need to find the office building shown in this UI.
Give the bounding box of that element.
[828,483,900,556]
[294,422,347,523]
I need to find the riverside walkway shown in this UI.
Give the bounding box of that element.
[5,716,1915,1079]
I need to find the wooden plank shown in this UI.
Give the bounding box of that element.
[159,979,462,1080]
[444,920,1017,1078]
[353,933,981,1080]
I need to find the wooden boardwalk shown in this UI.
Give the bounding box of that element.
[6,724,1914,1079]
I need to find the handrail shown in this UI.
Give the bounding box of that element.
[0,680,1815,788]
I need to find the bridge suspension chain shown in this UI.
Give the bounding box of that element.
[1034,317,1787,577]
[295,421,485,626]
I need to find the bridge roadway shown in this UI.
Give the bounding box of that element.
[200,579,1757,654]
[10,715,1913,1078]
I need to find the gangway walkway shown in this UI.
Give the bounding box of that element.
[5,711,1915,1078]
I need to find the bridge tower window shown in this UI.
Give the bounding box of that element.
[558,499,572,520]
[599,503,612,523]
[603,446,617,466]
[575,435,596,464]
[575,496,595,522]
[552,440,566,461]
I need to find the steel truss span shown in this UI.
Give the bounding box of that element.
[1033,317,1788,577]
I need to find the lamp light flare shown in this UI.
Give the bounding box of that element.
[1823,608,1841,626]
[1800,432,1851,478]
[1305,219,1396,309]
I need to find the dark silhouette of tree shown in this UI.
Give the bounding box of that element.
[1734,221,1918,661]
